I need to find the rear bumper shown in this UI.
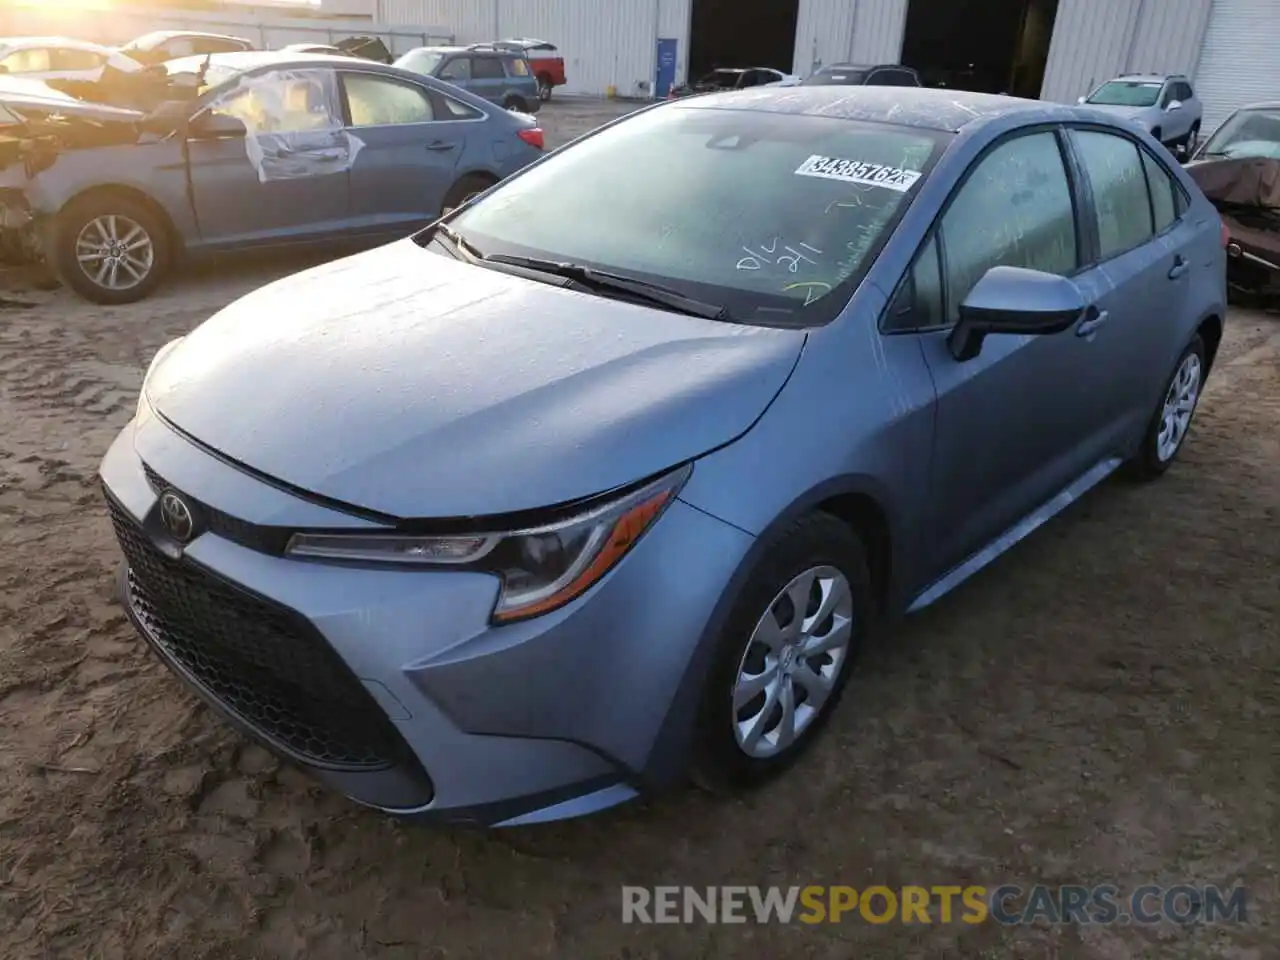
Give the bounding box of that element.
[100,410,754,825]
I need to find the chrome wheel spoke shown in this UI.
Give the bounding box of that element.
[733,662,779,709]
[75,215,152,291]
[800,614,852,657]
[773,680,797,751]
[790,661,833,711]
[738,681,781,754]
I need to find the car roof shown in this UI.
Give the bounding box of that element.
[1235,101,1280,111]
[137,30,249,43]
[683,85,1070,133]
[1113,73,1179,83]
[408,45,507,56]
[167,50,397,77]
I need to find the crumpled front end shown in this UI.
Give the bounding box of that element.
[0,185,39,265]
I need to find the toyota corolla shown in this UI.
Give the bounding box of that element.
[101,86,1226,827]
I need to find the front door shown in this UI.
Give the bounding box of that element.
[186,67,353,248]
[912,128,1113,582]
[339,71,466,233]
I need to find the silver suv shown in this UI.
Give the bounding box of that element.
[1078,73,1203,158]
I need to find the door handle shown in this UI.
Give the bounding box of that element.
[425,141,457,151]
[1168,255,1189,280]
[1075,307,1110,338]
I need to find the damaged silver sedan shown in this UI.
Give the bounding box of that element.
[0,51,545,304]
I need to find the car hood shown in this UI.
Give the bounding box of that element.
[1081,103,1150,122]
[146,239,806,520]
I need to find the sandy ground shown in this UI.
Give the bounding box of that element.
[0,100,1277,959]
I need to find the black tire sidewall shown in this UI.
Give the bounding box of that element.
[441,175,496,214]
[690,512,873,793]
[503,96,527,113]
[1132,335,1206,478]
[54,194,169,305]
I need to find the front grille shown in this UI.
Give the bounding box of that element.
[142,464,291,555]
[107,494,408,771]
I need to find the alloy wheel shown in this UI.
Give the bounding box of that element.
[75,215,154,292]
[731,565,853,759]
[1156,352,1202,462]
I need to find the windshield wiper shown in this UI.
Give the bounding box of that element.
[482,254,731,320]
[427,221,486,262]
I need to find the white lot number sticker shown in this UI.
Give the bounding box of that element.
[794,154,922,192]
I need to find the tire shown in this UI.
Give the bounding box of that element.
[1125,334,1206,481]
[502,94,529,113]
[53,192,170,305]
[440,174,496,216]
[689,512,873,794]
[537,75,553,102]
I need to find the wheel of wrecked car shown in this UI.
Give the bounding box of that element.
[1126,334,1207,481]
[53,193,171,305]
[689,512,872,793]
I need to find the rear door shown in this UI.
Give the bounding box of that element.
[905,127,1115,580]
[468,55,508,103]
[186,67,353,247]
[437,55,472,93]
[340,71,467,231]
[1062,126,1200,444]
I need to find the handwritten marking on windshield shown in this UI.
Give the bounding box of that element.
[783,280,832,305]
[737,240,822,273]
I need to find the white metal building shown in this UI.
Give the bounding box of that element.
[373,0,1280,133]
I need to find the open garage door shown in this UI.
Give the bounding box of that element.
[1192,0,1280,135]
[792,0,907,78]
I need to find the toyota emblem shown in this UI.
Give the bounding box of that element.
[159,490,196,543]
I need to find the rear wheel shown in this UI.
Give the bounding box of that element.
[502,94,529,113]
[1125,334,1206,480]
[53,192,171,305]
[537,74,553,101]
[440,174,497,216]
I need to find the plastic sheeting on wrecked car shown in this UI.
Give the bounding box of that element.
[215,68,364,185]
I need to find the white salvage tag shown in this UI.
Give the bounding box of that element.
[794,155,922,192]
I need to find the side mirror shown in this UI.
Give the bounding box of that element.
[1076,95,1086,104]
[188,111,248,140]
[948,266,1086,362]
[1166,99,1183,112]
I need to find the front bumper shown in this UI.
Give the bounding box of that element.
[99,409,754,826]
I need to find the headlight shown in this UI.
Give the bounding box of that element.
[286,464,691,623]
[137,336,185,418]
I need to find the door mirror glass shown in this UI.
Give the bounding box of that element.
[1167,99,1182,112]
[948,266,1086,361]
[188,111,248,139]
[1077,95,1087,104]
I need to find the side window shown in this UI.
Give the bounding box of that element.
[1140,148,1179,233]
[867,70,910,86]
[505,56,530,77]
[166,38,197,60]
[209,70,340,134]
[439,57,470,81]
[439,94,484,119]
[1176,81,1194,101]
[52,48,106,71]
[1159,83,1175,108]
[1072,129,1154,259]
[939,131,1078,321]
[1,48,52,73]
[885,233,945,332]
[472,57,505,80]
[343,73,434,126]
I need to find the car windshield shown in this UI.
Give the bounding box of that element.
[445,105,946,327]
[1200,108,1280,160]
[803,69,868,86]
[395,50,445,75]
[701,70,744,88]
[1087,80,1162,107]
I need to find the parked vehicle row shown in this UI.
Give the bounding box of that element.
[99,84,1225,827]
[1078,73,1203,159]
[0,51,545,303]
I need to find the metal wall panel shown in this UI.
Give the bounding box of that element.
[793,0,908,76]
[1126,0,1212,76]
[1192,0,1280,133]
[1040,0,1141,102]
[382,0,689,96]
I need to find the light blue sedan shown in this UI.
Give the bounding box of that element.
[0,51,543,303]
[101,86,1225,826]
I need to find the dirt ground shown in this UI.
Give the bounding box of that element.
[0,100,1277,960]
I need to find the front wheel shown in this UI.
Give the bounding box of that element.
[53,193,170,305]
[1125,335,1206,480]
[690,513,872,794]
